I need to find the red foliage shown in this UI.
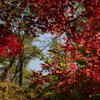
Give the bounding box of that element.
[1,0,100,98]
[0,26,23,56]
[30,69,51,86]
[29,0,100,98]
[0,35,23,57]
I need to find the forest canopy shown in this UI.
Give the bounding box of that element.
[0,0,100,100]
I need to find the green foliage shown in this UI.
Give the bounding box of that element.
[27,85,57,100]
[0,82,27,100]
[0,32,45,85]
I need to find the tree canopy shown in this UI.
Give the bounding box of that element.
[0,0,100,99]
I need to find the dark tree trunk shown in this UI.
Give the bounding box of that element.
[19,56,23,87]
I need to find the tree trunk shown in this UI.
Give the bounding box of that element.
[1,58,14,82]
[19,56,23,87]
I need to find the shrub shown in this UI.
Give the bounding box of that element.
[0,82,27,100]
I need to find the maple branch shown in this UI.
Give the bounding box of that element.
[60,0,75,47]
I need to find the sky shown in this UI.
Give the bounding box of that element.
[28,33,55,72]
[28,32,65,72]
[28,59,44,71]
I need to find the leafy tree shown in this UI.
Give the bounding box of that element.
[0,33,45,85]
[30,0,100,99]
[0,0,100,99]
[0,0,45,87]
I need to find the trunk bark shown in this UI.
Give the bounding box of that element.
[19,56,23,87]
[2,58,14,82]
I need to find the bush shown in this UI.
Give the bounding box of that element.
[0,82,27,100]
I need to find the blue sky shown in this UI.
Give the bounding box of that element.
[28,32,65,72]
[28,59,44,71]
[28,33,55,71]
[28,59,49,75]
